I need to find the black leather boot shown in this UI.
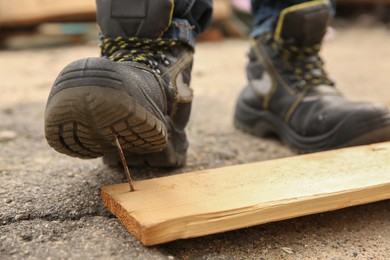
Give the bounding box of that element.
[235,1,390,152]
[44,0,194,167]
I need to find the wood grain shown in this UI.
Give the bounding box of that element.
[102,142,390,246]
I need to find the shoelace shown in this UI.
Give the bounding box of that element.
[99,36,178,74]
[271,41,334,88]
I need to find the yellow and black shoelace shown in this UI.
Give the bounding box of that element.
[272,41,334,88]
[99,36,178,72]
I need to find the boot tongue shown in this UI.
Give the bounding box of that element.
[275,1,331,46]
[96,0,174,38]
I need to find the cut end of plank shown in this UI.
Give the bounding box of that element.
[101,142,390,246]
[101,187,144,242]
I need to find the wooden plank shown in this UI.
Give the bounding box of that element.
[101,142,390,246]
[0,0,96,27]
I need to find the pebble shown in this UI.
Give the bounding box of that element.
[281,247,294,254]
[0,130,16,142]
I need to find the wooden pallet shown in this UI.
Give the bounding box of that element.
[0,0,96,27]
[0,0,233,27]
[102,142,390,246]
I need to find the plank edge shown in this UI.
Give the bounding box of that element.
[141,183,390,245]
[102,182,390,246]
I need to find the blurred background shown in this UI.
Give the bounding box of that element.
[0,0,389,49]
[1,1,390,259]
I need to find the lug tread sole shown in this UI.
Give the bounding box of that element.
[44,86,168,160]
[234,99,390,153]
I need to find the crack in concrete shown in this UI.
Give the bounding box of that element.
[1,212,117,226]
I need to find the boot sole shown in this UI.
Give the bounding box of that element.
[45,86,168,161]
[235,99,390,153]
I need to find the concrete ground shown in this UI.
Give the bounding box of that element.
[1,23,390,259]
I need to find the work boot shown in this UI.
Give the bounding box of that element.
[234,1,390,152]
[44,0,194,167]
